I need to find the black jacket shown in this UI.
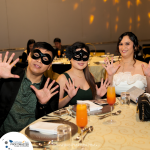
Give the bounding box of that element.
[0,67,59,127]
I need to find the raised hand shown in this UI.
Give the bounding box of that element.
[64,78,80,99]
[96,78,110,98]
[142,62,150,77]
[0,51,20,79]
[102,57,120,76]
[30,78,59,104]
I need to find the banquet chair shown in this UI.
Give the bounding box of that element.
[90,50,105,56]
[52,64,71,74]
[144,57,150,64]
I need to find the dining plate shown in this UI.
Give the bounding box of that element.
[100,55,107,57]
[71,102,114,115]
[52,62,63,64]
[25,120,78,141]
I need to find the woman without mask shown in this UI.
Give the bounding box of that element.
[103,32,150,95]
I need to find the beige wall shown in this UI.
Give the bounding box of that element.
[0,0,150,54]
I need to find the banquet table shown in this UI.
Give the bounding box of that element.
[20,99,150,150]
[44,56,107,82]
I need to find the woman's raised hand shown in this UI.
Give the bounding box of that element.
[0,51,20,79]
[64,78,80,99]
[142,62,150,77]
[96,78,110,98]
[102,57,120,76]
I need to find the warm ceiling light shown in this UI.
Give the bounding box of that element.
[103,0,107,2]
[62,0,65,1]
[113,0,119,5]
[137,15,140,22]
[136,0,141,6]
[116,16,119,22]
[89,15,94,24]
[74,3,78,10]
[106,22,109,29]
[148,12,150,18]
[129,17,132,24]
[127,1,132,8]
[115,24,118,32]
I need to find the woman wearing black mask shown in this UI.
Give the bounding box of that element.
[57,42,110,108]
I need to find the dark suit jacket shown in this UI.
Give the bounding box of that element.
[0,67,59,127]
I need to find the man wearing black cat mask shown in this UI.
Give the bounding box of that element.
[0,42,60,137]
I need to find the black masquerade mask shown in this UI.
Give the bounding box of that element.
[73,49,89,61]
[31,49,51,65]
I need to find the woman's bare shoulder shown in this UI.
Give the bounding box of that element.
[56,73,67,84]
[136,60,148,67]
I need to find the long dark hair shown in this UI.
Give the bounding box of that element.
[117,32,139,65]
[27,39,35,55]
[66,42,96,99]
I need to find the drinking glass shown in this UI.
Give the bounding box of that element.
[76,103,89,150]
[51,124,72,150]
[58,50,61,59]
[105,86,116,124]
[120,92,130,108]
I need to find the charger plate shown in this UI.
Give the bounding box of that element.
[25,120,78,141]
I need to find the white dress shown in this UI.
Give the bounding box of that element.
[113,72,147,95]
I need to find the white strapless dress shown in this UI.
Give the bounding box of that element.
[113,72,147,95]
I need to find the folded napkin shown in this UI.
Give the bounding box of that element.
[77,100,103,111]
[29,122,63,134]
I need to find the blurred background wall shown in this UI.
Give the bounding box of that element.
[0,0,150,57]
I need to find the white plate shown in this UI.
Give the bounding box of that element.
[52,62,63,64]
[101,55,107,57]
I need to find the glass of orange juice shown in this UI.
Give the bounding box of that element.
[58,50,61,59]
[106,86,116,124]
[76,103,89,150]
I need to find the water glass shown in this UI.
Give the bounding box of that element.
[51,125,72,150]
[120,92,130,107]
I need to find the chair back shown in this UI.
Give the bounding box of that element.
[52,64,71,74]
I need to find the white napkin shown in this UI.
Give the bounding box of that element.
[77,100,103,111]
[29,122,63,134]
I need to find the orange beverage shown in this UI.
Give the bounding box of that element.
[76,104,88,129]
[58,50,61,56]
[107,86,116,106]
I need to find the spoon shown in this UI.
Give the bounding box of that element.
[74,127,89,140]
[99,110,121,119]
[79,126,93,143]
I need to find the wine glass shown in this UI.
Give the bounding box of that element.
[58,50,61,59]
[76,103,89,150]
[105,86,116,124]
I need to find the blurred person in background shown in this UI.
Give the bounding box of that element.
[21,39,35,63]
[53,38,66,58]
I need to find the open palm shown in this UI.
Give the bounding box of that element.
[30,78,59,104]
[96,78,110,97]
[142,62,150,77]
[0,52,19,79]
[102,57,120,76]
[64,78,80,99]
